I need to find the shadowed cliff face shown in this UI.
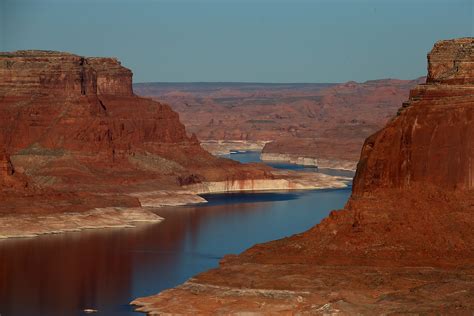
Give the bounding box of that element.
[131,38,474,315]
[0,50,270,214]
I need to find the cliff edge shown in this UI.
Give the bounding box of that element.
[132,38,474,314]
[0,50,271,223]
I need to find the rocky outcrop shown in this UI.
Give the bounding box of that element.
[0,50,273,236]
[354,38,474,194]
[260,152,319,166]
[0,50,132,96]
[427,38,474,84]
[226,38,474,266]
[132,38,474,314]
[0,51,192,157]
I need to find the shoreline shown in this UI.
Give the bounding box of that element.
[200,140,270,155]
[260,152,358,171]
[0,207,163,240]
[0,171,351,240]
[183,172,350,194]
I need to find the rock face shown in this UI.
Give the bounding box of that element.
[261,140,360,170]
[0,152,14,177]
[0,51,190,157]
[427,38,474,84]
[0,50,271,217]
[0,50,132,96]
[354,38,474,194]
[134,79,423,166]
[132,38,474,314]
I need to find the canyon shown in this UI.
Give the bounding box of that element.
[132,38,474,314]
[134,78,424,169]
[0,51,348,239]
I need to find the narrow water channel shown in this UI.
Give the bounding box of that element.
[0,152,352,316]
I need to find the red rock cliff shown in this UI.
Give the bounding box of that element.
[222,38,474,269]
[353,38,474,194]
[0,50,132,96]
[0,51,199,172]
[0,51,270,214]
[232,38,474,268]
[131,38,474,315]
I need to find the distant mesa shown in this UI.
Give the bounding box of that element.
[133,73,424,168]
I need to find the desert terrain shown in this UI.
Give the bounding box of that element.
[134,78,424,169]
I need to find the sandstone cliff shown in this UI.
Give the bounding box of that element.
[354,38,474,193]
[0,50,132,96]
[0,50,271,217]
[132,38,474,314]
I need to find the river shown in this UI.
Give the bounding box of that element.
[0,152,352,316]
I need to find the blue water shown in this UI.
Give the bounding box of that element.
[0,153,352,316]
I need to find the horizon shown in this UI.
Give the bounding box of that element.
[2,0,472,83]
[132,76,424,85]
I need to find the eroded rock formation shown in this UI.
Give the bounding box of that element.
[134,78,423,166]
[132,38,474,314]
[0,50,271,220]
[0,50,132,96]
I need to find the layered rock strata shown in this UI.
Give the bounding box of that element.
[200,140,270,155]
[261,138,362,170]
[135,78,424,167]
[0,50,283,238]
[132,38,474,314]
[260,152,358,171]
[0,50,132,96]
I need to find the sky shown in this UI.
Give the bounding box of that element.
[1,0,472,83]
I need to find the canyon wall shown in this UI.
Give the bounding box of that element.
[0,50,271,217]
[0,51,191,156]
[0,50,132,96]
[354,38,474,194]
[132,38,474,314]
[236,37,474,267]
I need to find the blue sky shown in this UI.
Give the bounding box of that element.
[1,0,472,83]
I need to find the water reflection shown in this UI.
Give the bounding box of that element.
[0,156,351,316]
